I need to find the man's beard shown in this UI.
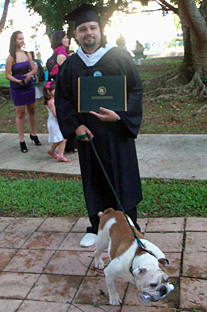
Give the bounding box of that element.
[84,38,96,48]
[84,35,101,49]
[84,41,96,48]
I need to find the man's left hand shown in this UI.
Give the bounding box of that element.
[89,107,119,122]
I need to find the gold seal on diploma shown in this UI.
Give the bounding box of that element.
[98,86,107,95]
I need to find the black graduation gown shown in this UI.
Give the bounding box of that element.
[55,47,143,217]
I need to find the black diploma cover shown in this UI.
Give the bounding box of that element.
[78,76,127,112]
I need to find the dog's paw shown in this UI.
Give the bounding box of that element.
[95,258,105,269]
[109,293,122,306]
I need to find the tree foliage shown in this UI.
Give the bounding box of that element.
[26,0,133,41]
[26,0,207,99]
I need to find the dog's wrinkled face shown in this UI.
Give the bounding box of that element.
[132,255,174,304]
[137,270,174,303]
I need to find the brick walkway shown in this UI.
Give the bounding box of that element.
[1,216,207,311]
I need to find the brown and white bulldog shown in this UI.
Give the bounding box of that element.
[94,208,174,306]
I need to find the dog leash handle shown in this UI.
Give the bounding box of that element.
[76,134,91,140]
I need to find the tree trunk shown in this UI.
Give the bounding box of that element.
[177,0,207,81]
[45,25,53,43]
[178,24,195,83]
[144,0,207,101]
[0,0,10,33]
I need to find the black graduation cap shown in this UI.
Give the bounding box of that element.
[64,4,107,28]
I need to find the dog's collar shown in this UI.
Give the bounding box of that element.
[129,246,158,276]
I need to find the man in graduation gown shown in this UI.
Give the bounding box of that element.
[55,4,143,247]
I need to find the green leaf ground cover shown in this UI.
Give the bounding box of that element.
[0,175,206,217]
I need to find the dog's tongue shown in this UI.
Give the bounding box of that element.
[138,292,152,305]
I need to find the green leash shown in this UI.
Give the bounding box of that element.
[76,133,145,249]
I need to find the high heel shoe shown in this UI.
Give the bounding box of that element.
[20,141,28,153]
[30,134,42,145]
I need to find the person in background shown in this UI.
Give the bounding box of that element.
[30,51,39,83]
[55,4,143,247]
[49,30,77,153]
[116,34,127,50]
[43,81,71,162]
[5,30,42,153]
[135,40,144,54]
[30,51,45,99]
[49,30,70,80]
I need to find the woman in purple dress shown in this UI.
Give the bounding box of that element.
[5,31,42,153]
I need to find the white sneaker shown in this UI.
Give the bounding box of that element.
[80,233,97,247]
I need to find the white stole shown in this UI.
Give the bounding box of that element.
[77,44,113,66]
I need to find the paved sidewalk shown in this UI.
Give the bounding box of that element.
[1,133,207,311]
[1,216,207,311]
[1,133,207,179]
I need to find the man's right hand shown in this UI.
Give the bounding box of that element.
[75,125,93,142]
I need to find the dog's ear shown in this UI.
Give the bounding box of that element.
[133,266,147,277]
[158,258,169,267]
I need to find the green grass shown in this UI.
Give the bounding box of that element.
[139,179,207,217]
[0,97,48,134]
[140,98,207,134]
[0,72,9,87]
[0,174,206,218]
[0,175,87,217]
[138,57,183,80]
